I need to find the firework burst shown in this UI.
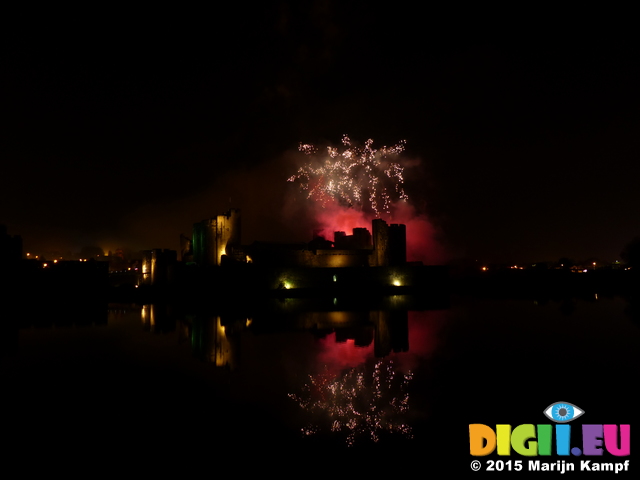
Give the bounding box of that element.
[288,135,409,216]
[288,359,413,446]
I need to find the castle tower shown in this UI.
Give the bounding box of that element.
[334,231,347,248]
[141,249,177,286]
[370,219,406,266]
[371,219,389,267]
[352,227,372,249]
[388,224,407,266]
[192,209,241,266]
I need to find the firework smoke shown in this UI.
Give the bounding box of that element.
[288,135,408,216]
[287,135,446,263]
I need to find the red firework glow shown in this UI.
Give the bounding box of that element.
[288,136,445,264]
[314,311,446,375]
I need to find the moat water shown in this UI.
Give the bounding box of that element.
[1,294,638,474]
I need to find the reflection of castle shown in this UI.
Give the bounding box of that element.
[165,304,409,369]
[186,315,241,369]
[187,208,408,268]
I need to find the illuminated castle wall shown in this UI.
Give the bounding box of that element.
[189,208,406,269]
[140,249,177,286]
[192,209,241,266]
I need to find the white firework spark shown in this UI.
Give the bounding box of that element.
[288,135,409,216]
[288,359,413,446]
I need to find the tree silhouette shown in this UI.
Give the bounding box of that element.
[556,257,574,270]
[621,237,640,268]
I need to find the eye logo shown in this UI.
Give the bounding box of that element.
[470,401,629,457]
[543,401,584,423]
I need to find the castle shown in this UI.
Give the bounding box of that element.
[138,208,445,292]
[186,208,408,268]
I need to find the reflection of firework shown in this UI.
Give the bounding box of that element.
[288,359,413,446]
[288,135,409,216]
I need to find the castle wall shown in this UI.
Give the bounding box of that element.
[141,249,177,286]
[192,209,406,269]
[246,265,441,290]
[192,209,241,266]
[192,222,206,265]
[369,220,406,267]
[304,249,370,268]
[213,209,241,265]
[389,223,407,266]
[249,246,371,268]
[370,219,389,266]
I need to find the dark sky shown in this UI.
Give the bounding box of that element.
[2,4,639,264]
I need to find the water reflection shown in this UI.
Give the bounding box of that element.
[139,299,422,370]
[137,299,442,446]
[4,292,640,467]
[289,358,413,446]
[140,303,175,333]
[189,315,242,368]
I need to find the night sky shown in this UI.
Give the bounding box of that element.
[2,4,639,265]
